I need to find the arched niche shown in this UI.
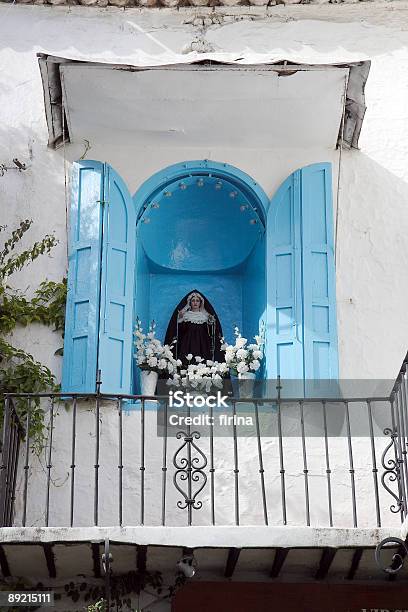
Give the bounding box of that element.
[133,160,268,389]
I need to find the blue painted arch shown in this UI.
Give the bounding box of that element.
[132,160,269,227]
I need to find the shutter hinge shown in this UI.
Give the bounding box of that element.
[97,200,108,206]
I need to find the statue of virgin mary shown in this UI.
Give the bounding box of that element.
[164,290,223,365]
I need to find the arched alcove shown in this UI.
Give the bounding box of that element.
[132,160,268,391]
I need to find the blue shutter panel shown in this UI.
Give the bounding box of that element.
[62,161,104,393]
[266,172,304,380]
[301,163,339,381]
[98,166,136,394]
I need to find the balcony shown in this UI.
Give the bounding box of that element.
[1,357,408,585]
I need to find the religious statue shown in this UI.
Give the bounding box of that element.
[164,290,224,365]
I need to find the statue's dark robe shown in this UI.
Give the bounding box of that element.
[164,291,224,364]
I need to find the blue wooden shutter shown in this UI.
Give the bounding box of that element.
[98,165,136,394]
[62,161,104,393]
[301,163,339,381]
[266,171,304,380]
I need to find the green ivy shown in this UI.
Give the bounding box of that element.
[0,220,67,449]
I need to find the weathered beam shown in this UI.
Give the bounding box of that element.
[315,548,337,580]
[42,543,56,578]
[224,548,241,578]
[0,544,10,577]
[270,548,289,578]
[137,545,147,573]
[346,548,363,580]
[91,543,101,578]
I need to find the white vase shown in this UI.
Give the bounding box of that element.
[238,372,256,381]
[238,371,256,398]
[140,370,158,396]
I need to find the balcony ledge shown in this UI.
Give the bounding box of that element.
[0,525,400,548]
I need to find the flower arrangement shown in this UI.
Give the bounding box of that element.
[221,325,265,377]
[169,356,229,392]
[133,319,181,375]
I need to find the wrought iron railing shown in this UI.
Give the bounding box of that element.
[2,362,408,528]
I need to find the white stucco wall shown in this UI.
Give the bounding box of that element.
[1,1,408,553]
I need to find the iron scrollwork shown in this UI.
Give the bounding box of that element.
[381,427,404,514]
[173,431,207,511]
[375,537,408,574]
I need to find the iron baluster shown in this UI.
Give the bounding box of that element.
[232,400,240,526]
[22,402,30,527]
[345,401,357,527]
[299,400,310,526]
[118,398,123,527]
[322,401,333,527]
[45,398,55,527]
[161,400,168,526]
[277,377,287,525]
[367,400,381,527]
[140,397,145,525]
[70,397,77,527]
[254,399,268,525]
[94,372,101,527]
[209,399,215,526]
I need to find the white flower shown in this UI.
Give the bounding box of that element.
[158,359,167,369]
[219,363,228,374]
[236,348,248,360]
[148,356,158,368]
[252,350,262,359]
[237,362,249,373]
[186,354,193,361]
[206,360,214,366]
[195,356,203,363]
[250,360,260,371]
[235,337,247,349]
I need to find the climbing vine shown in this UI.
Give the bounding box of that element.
[0,219,67,448]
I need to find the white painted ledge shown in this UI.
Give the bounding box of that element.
[0,526,400,549]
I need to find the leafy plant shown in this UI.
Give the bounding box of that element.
[72,568,186,611]
[0,219,66,448]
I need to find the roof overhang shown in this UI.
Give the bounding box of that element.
[38,54,370,151]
